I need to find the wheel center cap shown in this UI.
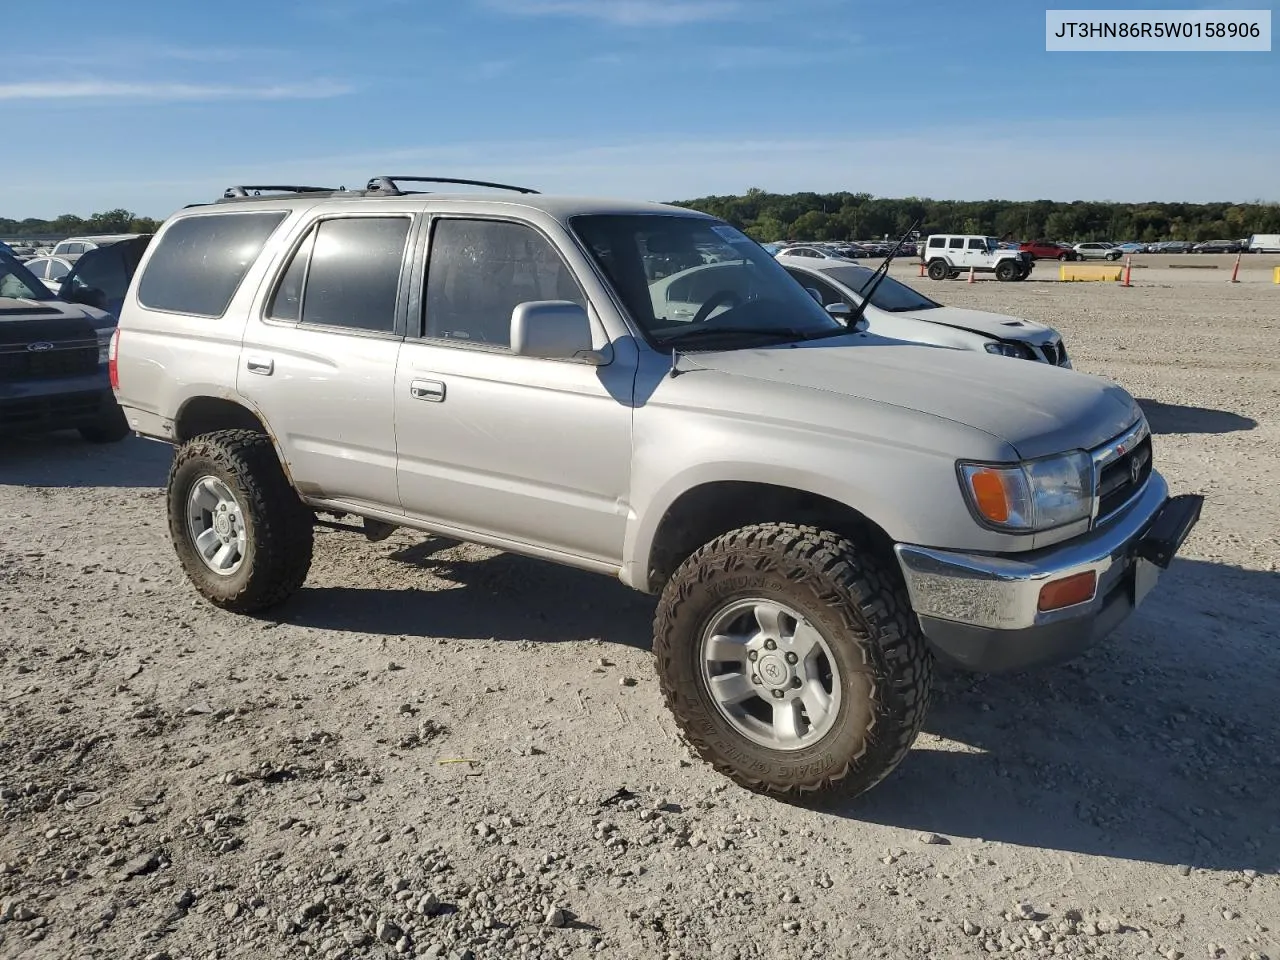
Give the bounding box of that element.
[213,514,231,537]
[758,654,789,688]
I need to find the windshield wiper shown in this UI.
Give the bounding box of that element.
[844,217,924,332]
[660,325,807,347]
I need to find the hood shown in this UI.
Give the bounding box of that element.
[692,337,1139,460]
[0,297,114,330]
[896,306,1059,343]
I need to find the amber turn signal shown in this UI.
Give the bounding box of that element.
[1037,571,1097,612]
[968,468,1012,524]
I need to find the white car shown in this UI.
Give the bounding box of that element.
[21,255,75,296]
[49,233,143,263]
[781,260,1072,366]
[775,244,852,262]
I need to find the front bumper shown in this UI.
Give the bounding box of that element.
[0,369,117,436]
[894,473,1203,672]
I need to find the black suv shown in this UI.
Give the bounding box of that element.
[0,252,129,442]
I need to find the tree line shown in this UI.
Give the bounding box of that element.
[1,209,161,240]
[6,194,1280,245]
[670,189,1280,243]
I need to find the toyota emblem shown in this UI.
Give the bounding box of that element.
[26,341,54,352]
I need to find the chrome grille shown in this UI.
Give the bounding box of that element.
[1037,339,1070,366]
[1092,419,1153,524]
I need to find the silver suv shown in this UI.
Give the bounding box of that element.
[112,177,1202,799]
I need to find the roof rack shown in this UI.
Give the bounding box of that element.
[365,176,539,196]
[221,184,342,199]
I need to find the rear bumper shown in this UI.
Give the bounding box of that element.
[894,474,1203,672]
[0,370,117,435]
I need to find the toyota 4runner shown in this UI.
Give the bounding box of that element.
[922,235,1033,281]
[111,178,1202,798]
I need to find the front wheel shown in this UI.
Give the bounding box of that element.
[167,429,314,613]
[79,403,130,444]
[995,260,1020,281]
[653,523,932,798]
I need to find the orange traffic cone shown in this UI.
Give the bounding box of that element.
[1229,252,1241,283]
[1121,256,1133,287]
[967,266,975,284]
[918,261,926,277]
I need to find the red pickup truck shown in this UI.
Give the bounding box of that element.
[1019,240,1078,261]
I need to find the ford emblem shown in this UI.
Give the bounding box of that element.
[26,341,54,352]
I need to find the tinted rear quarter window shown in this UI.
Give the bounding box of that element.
[299,217,410,333]
[138,212,287,317]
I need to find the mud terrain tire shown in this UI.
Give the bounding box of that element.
[167,429,313,613]
[653,523,932,798]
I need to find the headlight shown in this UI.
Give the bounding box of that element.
[958,451,1094,531]
[984,341,1032,360]
[95,328,113,363]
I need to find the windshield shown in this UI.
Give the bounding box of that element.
[571,215,842,349]
[820,265,941,312]
[0,254,54,301]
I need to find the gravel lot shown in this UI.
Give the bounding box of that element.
[2,263,1277,960]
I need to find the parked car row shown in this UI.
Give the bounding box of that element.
[0,233,148,263]
[772,234,1280,263]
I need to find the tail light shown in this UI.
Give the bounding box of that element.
[108,328,120,391]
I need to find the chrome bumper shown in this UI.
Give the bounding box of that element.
[894,473,1200,671]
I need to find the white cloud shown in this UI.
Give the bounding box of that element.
[482,0,745,26]
[0,80,353,102]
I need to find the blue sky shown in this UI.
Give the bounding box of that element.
[2,0,1276,220]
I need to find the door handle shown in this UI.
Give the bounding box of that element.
[246,356,274,376]
[410,379,446,402]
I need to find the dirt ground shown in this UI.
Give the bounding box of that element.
[2,264,1278,960]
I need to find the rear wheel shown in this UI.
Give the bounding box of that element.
[653,523,932,798]
[927,260,949,281]
[167,429,314,613]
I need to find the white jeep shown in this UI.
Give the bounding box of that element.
[922,234,1033,281]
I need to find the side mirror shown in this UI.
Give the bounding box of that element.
[64,285,108,311]
[825,301,854,324]
[510,300,605,364]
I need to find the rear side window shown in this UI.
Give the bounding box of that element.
[296,217,410,333]
[138,212,287,317]
[947,238,963,249]
[928,237,944,249]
